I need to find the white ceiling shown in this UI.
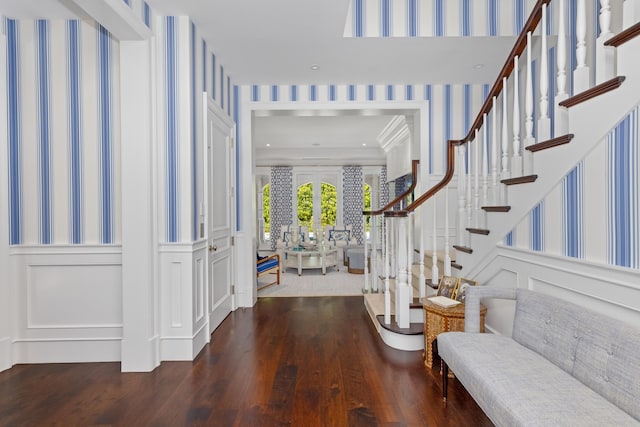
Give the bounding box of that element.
[0,0,516,167]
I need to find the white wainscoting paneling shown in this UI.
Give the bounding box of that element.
[10,245,123,363]
[473,246,640,337]
[159,241,209,361]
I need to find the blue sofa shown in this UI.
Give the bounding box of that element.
[438,287,640,426]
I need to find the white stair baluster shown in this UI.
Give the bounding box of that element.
[574,0,590,93]
[538,3,551,142]
[466,142,472,242]
[482,113,489,218]
[473,129,480,227]
[408,213,414,300]
[384,216,391,325]
[525,32,535,174]
[512,55,522,176]
[596,0,615,83]
[419,205,426,298]
[501,77,510,188]
[431,198,439,286]
[444,188,451,276]
[555,0,569,135]
[457,144,467,246]
[363,215,369,293]
[491,97,500,205]
[396,216,410,329]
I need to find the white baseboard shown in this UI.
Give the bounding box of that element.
[160,323,209,361]
[0,337,12,372]
[13,338,121,364]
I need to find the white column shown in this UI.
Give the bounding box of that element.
[466,142,473,239]
[457,145,467,245]
[596,0,616,83]
[120,40,160,372]
[574,0,591,93]
[407,214,414,299]
[0,30,12,372]
[555,0,570,135]
[512,55,523,176]
[538,3,552,142]
[371,215,378,292]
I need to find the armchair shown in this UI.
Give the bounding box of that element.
[257,253,280,289]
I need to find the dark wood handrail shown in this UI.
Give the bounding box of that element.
[604,21,640,47]
[461,0,551,144]
[363,159,419,216]
[400,0,551,215]
[406,141,459,213]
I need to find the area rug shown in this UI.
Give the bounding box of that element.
[257,265,365,297]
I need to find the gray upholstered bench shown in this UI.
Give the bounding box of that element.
[438,287,640,426]
[346,248,365,274]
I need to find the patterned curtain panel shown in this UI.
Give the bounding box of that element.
[380,165,389,208]
[342,166,364,244]
[394,175,406,209]
[270,167,293,250]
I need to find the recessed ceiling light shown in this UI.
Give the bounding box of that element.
[362,143,367,146]
[474,63,485,69]
[310,64,320,71]
[266,143,270,147]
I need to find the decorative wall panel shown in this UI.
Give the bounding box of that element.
[270,167,293,250]
[342,166,364,244]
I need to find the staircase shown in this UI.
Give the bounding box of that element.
[363,0,640,351]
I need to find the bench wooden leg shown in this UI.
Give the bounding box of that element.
[442,360,449,402]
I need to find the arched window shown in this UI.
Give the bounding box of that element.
[320,183,337,227]
[297,183,313,229]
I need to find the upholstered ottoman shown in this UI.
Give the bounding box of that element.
[347,248,366,274]
[342,244,363,266]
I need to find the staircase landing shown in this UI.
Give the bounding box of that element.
[364,293,424,351]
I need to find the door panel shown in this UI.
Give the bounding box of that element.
[206,96,234,334]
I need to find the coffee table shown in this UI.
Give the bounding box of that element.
[284,247,338,276]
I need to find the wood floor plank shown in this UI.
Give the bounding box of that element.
[0,296,493,426]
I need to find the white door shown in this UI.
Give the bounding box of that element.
[205,95,235,334]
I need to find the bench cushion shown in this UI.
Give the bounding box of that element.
[438,332,639,427]
[257,258,278,273]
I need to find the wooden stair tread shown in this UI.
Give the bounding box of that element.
[559,76,625,108]
[482,206,511,212]
[526,134,574,152]
[376,315,423,335]
[604,22,640,47]
[453,245,473,254]
[466,228,490,235]
[501,175,538,185]
[451,262,463,270]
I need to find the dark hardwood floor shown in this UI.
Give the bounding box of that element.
[0,296,492,426]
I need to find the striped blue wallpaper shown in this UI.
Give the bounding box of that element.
[509,105,639,270]
[7,19,22,245]
[164,16,179,243]
[563,163,583,258]
[190,22,198,241]
[36,20,53,244]
[608,108,639,268]
[348,0,538,37]
[97,25,115,245]
[530,201,544,251]
[67,20,83,244]
[5,19,122,246]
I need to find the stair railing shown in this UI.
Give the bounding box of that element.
[362,160,419,295]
